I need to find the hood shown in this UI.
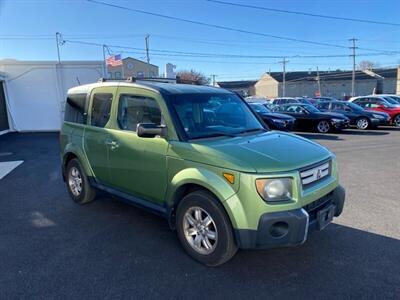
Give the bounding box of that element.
[363,110,389,118]
[169,132,332,173]
[260,112,295,120]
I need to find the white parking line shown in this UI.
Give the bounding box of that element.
[0,160,24,180]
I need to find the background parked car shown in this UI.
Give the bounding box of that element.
[270,97,300,105]
[316,101,390,130]
[374,94,400,105]
[295,97,319,106]
[350,96,400,126]
[313,97,340,102]
[248,102,296,131]
[349,95,400,107]
[274,103,350,133]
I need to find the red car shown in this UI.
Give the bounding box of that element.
[350,97,400,127]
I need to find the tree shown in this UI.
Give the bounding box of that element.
[176,69,210,85]
[357,60,380,70]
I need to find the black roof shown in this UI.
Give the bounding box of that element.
[268,70,376,82]
[217,80,257,89]
[370,68,398,78]
[138,81,231,95]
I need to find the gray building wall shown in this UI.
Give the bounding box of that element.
[253,71,398,99]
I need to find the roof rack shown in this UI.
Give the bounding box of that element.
[97,77,177,84]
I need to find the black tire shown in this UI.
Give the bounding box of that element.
[356,117,370,130]
[66,158,96,204]
[316,120,331,133]
[176,190,238,266]
[394,114,400,127]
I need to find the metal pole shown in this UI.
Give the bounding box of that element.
[102,45,108,78]
[278,57,288,97]
[317,66,321,96]
[211,74,217,86]
[145,34,150,77]
[349,37,358,97]
[55,32,61,63]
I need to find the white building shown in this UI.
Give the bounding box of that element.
[0,60,103,133]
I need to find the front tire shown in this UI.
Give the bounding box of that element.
[316,120,331,133]
[356,117,370,130]
[394,114,400,127]
[176,190,238,266]
[66,158,96,204]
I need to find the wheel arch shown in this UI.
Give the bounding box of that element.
[166,168,238,229]
[62,144,94,180]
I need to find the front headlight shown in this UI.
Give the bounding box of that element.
[256,178,293,202]
[331,118,343,123]
[372,114,384,119]
[272,119,286,124]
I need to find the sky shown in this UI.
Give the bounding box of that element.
[0,0,400,81]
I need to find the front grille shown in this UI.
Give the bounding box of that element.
[303,191,333,221]
[300,160,331,187]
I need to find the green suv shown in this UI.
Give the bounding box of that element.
[60,79,345,266]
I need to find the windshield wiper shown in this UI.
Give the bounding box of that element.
[235,128,267,135]
[190,132,238,140]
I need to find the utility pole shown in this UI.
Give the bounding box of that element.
[316,66,321,97]
[278,57,289,97]
[145,34,150,77]
[211,74,217,86]
[55,32,63,63]
[349,37,358,97]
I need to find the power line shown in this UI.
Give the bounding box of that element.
[205,0,400,27]
[62,38,398,60]
[85,0,351,49]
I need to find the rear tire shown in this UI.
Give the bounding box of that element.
[66,158,96,204]
[356,117,370,130]
[176,190,238,266]
[316,120,331,133]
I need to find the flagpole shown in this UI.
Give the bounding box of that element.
[102,45,107,78]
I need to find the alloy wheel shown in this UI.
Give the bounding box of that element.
[68,167,83,197]
[394,115,400,127]
[183,206,218,255]
[317,120,330,133]
[357,118,369,130]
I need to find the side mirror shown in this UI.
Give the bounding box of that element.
[137,123,166,138]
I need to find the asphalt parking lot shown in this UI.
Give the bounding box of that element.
[0,128,399,299]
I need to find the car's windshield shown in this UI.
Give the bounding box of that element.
[388,96,400,103]
[303,104,319,113]
[170,93,265,139]
[249,103,271,113]
[345,102,363,111]
[382,96,400,105]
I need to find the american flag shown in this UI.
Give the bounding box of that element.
[106,54,123,67]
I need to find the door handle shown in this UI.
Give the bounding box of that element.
[105,139,119,150]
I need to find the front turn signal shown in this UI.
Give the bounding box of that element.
[223,173,235,184]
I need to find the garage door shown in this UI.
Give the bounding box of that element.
[0,82,9,131]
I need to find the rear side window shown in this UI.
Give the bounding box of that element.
[117,94,161,132]
[64,93,87,124]
[90,93,113,128]
[317,102,329,110]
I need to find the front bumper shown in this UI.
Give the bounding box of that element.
[269,119,295,131]
[234,185,345,249]
[332,120,349,130]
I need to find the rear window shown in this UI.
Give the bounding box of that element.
[64,93,88,124]
[90,93,113,128]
